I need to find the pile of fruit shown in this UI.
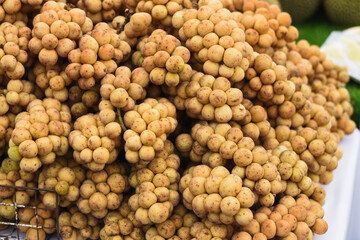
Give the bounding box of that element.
[0,0,356,239]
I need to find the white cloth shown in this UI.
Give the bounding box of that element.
[321,28,360,82]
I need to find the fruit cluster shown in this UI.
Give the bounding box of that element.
[9,98,71,173]
[123,98,178,164]
[128,152,181,224]
[69,113,121,171]
[66,25,131,90]
[99,66,149,112]
[133,29,193,87]
[171,75,247,122]
[0,22,32,80]
[77,0,124,24]
[29,1,93,66]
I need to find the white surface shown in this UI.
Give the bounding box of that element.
[346,129,360,240]
[317,128,360,240]
[321,27,360,82]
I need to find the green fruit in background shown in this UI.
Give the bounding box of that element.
[262,0,281,7]
[55,181,69,196]
[324,0,360,25]
[279,0,321,23]
[7,146,21,162]
[1,158,19,174]
[0,199,15,220]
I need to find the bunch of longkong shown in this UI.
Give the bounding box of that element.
[0,0,356,239]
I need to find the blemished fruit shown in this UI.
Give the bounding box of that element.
[324,0,360,25]
[279,0,321,23]
[0,0,357,240]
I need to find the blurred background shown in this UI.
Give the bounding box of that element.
[264,0,360,127]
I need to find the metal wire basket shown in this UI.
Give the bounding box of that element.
[0,184,60,240]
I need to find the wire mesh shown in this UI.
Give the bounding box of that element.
[0,184,60,240]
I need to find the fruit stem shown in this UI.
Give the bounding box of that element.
[117,108,127,132]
